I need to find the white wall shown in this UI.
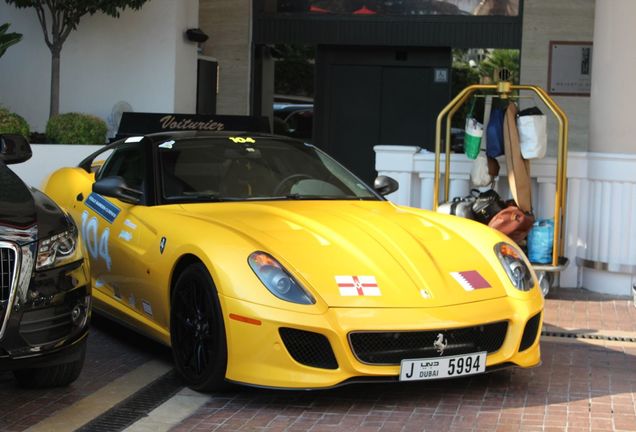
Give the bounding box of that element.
[520,0,595,154]
[174,0,200,113]
[10,145,101,189]
[0,0,199,133]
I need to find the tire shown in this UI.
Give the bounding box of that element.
[537,271,553,297]
[171,262,229,392]
[13,340,86,388]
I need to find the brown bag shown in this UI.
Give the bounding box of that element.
[503,103,532,213]
[488,206,535,243]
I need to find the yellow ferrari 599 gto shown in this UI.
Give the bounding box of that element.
[43,132,543,391]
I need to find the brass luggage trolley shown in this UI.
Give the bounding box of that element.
[433,81,569,295]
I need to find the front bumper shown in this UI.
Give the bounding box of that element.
[0,259,91,371]
[221,294,543,389]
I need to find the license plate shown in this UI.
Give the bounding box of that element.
[399,351,486,381]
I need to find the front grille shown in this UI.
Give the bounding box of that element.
[0,246,17,329]
[20,304,73,346]
[519,312,542,351]
[1,247,16,302]
[279,327,338,370]
[349,321,509,365]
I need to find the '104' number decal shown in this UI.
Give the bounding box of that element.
[81,210,112,270]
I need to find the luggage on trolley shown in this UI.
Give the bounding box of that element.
[433,79,569,297]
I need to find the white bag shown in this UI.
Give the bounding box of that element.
[470,153,492,187]
[517,113,547,159]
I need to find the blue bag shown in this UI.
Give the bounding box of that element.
[486,105,505,158]
[527,219,554,264]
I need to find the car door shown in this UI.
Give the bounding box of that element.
[79,142,157,327]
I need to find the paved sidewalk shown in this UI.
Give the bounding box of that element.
[0,315,171,432]
[543,288,636,333]
[168,289,636,432]
[3,289,636,432]
[168,339,636,432]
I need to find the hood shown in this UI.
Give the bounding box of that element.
[0,163,70,245]
[0,163,37,244]
[181,201,508,308]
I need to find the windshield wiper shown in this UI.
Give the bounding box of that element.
[168,193,241,202]
[283,194,376,200]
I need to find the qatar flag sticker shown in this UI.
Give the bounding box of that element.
[336,275,381,296]
[450,270,491,291]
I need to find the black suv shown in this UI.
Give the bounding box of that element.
[0,134,90,387]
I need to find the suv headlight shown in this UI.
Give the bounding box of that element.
[494,242,535,291]
[248,251,315,305]
[36,228,79,270]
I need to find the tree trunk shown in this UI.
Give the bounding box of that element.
[49,45,61,119]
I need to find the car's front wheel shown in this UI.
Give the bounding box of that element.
[13,340,86,388]
[171,262,228,392]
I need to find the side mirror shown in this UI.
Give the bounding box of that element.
[93,176,143,205]
[373,175,399,196]
[0,134,32,165]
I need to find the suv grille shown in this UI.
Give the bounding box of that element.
[349,322,508,365]
[1,247,16,301]
[0,246,17,331]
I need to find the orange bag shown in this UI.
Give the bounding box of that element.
[488,206,535,243]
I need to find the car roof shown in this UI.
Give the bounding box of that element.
[141,130,302,145]
[79,131,308,172]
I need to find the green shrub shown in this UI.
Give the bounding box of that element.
[46,112,107,144]
[0,107,30,138]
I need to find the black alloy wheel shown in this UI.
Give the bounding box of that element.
[170,262,228,392]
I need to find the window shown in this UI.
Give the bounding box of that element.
[98,144,146,195]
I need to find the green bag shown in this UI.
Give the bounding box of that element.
[464,97,483,160]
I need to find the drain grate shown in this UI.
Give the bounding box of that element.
[76,370,183,432]
[541,330,636,343]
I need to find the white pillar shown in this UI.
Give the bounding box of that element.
[589,0,636,154]
[581,0,636,295]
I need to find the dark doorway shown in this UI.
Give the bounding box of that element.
[314,46,451,184]
[197,58,218,114]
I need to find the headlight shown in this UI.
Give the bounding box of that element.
[36,228,79,270]
[248,251,315,305]
[494,242,535,291]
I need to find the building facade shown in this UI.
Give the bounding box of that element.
[0,0,634,295]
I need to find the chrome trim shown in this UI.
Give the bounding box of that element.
[0,241,21,341]
[575,257,636,274]
[15,243,35,306]
[0,225,37,244]
[532,257,570,273]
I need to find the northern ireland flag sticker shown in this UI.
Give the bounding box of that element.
[336,275,381,296]
[450,270,491,291]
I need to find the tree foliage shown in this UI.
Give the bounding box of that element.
[479,49,520,84]
[4,0,149,117]
[46,112,107,144]
[273,44,315,97]
[5,0,148,51]
[0,23,22,58]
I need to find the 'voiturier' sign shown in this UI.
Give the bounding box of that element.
[115,113,270,139]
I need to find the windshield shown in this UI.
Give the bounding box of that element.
[157,137,380,203]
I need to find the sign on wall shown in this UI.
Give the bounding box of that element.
[115,113,271,140]
[548,41,593,96]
